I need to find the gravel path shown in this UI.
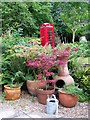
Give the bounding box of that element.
[0,91,89,118]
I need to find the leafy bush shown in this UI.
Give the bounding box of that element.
[2,3,53,36]
[68,58,90,101]
[69,41,90,101]
[78,91,90,102]
[1,33,41,86]
[1,55,26,85]
[1,31,41,54]
[69,41,90,58]
[0,71,25,88]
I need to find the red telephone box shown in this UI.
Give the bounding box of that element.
[40,23,54,48]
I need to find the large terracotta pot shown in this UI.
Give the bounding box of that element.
[4,85,21,100]
[36,88,55,105]
[58,91,78,108]
[27,80,46,96]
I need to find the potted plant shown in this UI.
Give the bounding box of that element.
[26,53,56,104]
[1,71,25,100]
[58,84,82,107]
[13,42,53,96]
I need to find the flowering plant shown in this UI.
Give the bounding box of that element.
[26,54,55,81]
[26,45,72,86]
[26,53,56,90]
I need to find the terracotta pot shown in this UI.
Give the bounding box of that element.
[58,63,69,76]
[27,80,46,96]
[58,92,78,108]
[4,85,21,100]
[36,88,55,105]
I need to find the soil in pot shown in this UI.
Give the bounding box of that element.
[4,85,21,100]
[58,92,78,108]
[36,87,55,105]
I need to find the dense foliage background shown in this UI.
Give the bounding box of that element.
[2,3,53,37]
[1,2,90,42]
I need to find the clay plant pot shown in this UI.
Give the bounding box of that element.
[4,85,21,100]
[58,91,78,108]
[27,80,46,96]
[36,88,55,105]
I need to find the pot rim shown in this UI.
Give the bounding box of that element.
[27,79,46,82]
[58,89,66,94]
[58,89,78,96]
[36,88,55,95]
[4,85,21,89]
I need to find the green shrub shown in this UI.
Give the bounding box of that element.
[69,41,90,58]
[1,32,44,87]
[68,58,90,101]
[78,91,90,102]
[1,31,40,54]
[0,71,25,88]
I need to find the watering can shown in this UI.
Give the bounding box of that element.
[46,94,58,115]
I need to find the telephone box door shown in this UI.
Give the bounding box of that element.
[40,23,54,48]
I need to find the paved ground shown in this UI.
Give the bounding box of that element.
[0,91,89,119]
[0,108,61,119]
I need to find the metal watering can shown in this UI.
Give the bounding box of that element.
[46,94,58,115]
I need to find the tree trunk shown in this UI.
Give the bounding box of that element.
[72,31,76,43]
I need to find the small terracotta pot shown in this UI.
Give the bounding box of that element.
[36,88,55,105]
[27,80,46,96]
[58,92,78,108]
[4,85,21,100]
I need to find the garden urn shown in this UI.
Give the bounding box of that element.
[55,63,74,89]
